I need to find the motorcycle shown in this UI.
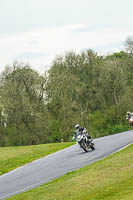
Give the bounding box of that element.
[75,130,95,152]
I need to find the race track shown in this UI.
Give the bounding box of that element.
[0,131,133,199]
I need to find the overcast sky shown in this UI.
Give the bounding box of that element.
[0,0,133,73]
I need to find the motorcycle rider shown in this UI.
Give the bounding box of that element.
[126,111,131,120]
[73,124,92,142]
[126,111,133,126]
[126,111,133,120]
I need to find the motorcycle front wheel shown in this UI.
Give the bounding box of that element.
[80,141,89,152]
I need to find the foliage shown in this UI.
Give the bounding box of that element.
[0,37,133,146]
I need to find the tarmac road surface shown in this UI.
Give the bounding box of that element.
[0,131,133,199]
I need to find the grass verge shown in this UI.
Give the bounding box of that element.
[8,144,133,200]
[0,142,74,176]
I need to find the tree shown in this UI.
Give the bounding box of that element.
[125,36,133,55]
[0,63,47,146]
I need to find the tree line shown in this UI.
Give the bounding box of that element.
[0,37,133,146]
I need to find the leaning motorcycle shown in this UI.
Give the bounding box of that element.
[75,131,95,152]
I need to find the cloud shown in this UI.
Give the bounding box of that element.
[16,52,48,60]
[0,24,132,73]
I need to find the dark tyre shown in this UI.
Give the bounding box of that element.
[82,141,89,152]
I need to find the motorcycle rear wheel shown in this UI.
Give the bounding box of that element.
[90,143,95,150]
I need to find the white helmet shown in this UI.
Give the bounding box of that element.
[75,124,80,129]
[83,129,86,134]
[127,111,130,115]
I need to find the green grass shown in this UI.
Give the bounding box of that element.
[8,144,133,200]
[0,142,74,176]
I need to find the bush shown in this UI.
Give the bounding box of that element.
[106,124,131,135]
